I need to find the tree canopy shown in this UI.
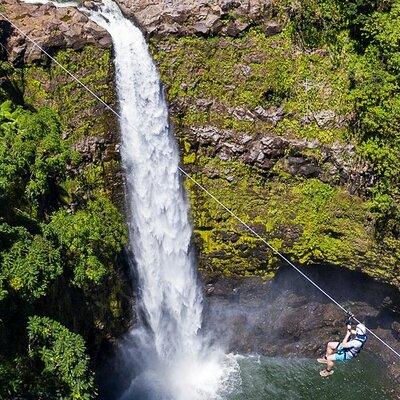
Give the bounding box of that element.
[0,99,127,398]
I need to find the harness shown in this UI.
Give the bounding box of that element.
[339,335,367,360]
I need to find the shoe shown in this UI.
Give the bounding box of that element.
[317,357,327,364]
[320,369,334,377]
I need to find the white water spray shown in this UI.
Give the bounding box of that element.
[87,0,202,360]
[19,0,239,396]
[84,1,239,399]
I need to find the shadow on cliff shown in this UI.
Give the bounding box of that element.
[201,264,400,372]
[96,263,400,399]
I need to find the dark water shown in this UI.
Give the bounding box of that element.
[99,350,396,400]
[229,353,395,400]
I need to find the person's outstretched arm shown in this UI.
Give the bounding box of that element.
[341,324,352,345]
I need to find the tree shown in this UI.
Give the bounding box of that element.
[27,316,96,400]
[47,197,127,288]
[1,234,62,300]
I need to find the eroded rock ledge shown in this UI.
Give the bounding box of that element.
[116,0,280,36]
[186,125,374,195]
[1,0,111,63]
[2,0,280,63]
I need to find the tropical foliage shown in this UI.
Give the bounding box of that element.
[0,99,127,398]
[287,0,400,233]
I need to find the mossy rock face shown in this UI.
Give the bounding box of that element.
[151,26,400,288]
[184,155,383,280]
[11,46,124,206]
[151,29,352,145]
[3,15,398,291]
[0,45,131,341]
[18,46,116,142]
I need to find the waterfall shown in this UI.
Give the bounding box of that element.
[87,0,202,361]
[84,1,239,399]
[20,0,239,396]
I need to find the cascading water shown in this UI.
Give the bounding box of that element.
[21,0,239,396]
[87,0,202,361]
[12,2,400,399]
[84,1,239,399]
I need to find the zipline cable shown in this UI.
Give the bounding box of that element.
[181,170,400,359]
[1,9,399,360]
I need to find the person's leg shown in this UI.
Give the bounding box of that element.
[320,354,336,376]
[326,354,335,371]
[318,341,339,364]
[325,341,339,357]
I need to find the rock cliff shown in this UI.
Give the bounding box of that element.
[1,0,399,288]
[1,0,110,63]
[2,0,278,62]
[1,0,400,395]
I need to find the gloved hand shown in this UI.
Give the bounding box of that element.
[347,324,352,331]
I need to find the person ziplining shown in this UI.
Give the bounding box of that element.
[1,8,399,373]
[318,318,368,377]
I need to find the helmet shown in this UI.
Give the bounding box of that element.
[356,323,367,336]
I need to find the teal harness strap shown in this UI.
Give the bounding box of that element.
[347,335,367,358]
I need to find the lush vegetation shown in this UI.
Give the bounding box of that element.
[153,0,400,286]
[153,29,351,144]
[1,0,400,396]
[0,63,127,397]
[286,0,400,233]
[185,155,377,279]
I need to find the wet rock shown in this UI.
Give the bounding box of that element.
[83,1,99,11]
[205,284,215,296]
[392,322,400,340]
[382,296,400,314]
[202,265,400,385]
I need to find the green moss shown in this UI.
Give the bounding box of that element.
[185,156,396,281]
[152,29,352,144]
[14,46,123,205]
[19,46,115,143]
[183,152,196,164]
[149,18,400,285]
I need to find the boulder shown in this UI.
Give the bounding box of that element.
[1,0,111,63]
[225,20,251,37]
[263,20,282,37]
